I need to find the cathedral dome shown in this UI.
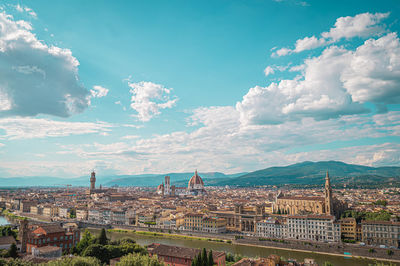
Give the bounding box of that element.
[188,170,204,189]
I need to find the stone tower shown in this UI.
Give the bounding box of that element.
[324,171,333,215]
[90,171,96,190]
[165,176,170,195]
[19,219,29,253]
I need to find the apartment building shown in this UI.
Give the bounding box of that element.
[362,220,400,248]
[256,217,287,239]
[287,215,341,243]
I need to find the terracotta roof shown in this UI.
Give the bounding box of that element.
[361,220,400,225]
[278,196,325,201]
[188,170,204,187]
[34,245,62,253]
[33,224,65,234]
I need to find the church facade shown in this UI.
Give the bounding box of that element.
[274,171,345,217]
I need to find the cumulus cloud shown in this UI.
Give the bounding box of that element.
[245,31,400,125]
[90,85,109,98]
[54,107,400,175]
[342,33,400,105]
[128,81,178,122]
[322,12,389,40]
[0,117,112,140]
[264,66,275,76]
[0,11,90,118]
[273,12,389,57]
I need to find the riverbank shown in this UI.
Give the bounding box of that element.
[99,227,400,265]
[88,228,398,266]
[236,241,400,264]
[108,228,231,243]
[1,209,27,221]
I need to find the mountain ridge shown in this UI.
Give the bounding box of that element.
[0,161,399,187]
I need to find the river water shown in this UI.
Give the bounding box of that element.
[88,229,397,266]
[0,215,11,226]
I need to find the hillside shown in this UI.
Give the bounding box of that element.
[0,161,399,188]
[213,161,400,186]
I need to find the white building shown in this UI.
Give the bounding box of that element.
[287,215,341,243]
[256,217,287,239]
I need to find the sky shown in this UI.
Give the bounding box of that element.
[0,0,400,178]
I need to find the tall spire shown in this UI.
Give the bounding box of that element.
[325,170,331,187]
[324,170,333,215]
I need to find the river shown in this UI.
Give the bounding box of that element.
[88,229,397,266]
[0,215,11,226]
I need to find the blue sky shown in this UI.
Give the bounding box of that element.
[0,0,399,178]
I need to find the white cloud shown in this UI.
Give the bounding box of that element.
[15,5,37,18]
[246,32,400,125]
[273,12,389,57]
[54,108,400,175]
[128,81,178,122]
[322,12,389,41]
[121,135,140,140]
[294,35,326,52]
[90,85,109,98]
[342,33,400,105]
[0,11,90,118]
[264,66,275,76]
[0,117,112,140]
[273,47,291,57]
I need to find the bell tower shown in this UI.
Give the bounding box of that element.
[90,171,96,190]
[324,171,333,215]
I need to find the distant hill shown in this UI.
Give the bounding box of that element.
[103,172,246,187]
[1,161,399,188]
[0,172,246,187]
[213,161,400,186]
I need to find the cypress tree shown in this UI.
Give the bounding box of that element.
[201,248,207,265]
[97,228,108,245]
[8,243,18,258]
[208,250,214,266]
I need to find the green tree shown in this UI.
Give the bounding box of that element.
[323,262,333,266]
[97,228,108,245]
[69,209,76,219]
[0,258,34,266]
[369,248,375,253]
[116,253,163,266]
[208,250,214,266]
[0,226,17,239]
[201,248,207,266]
[45,256,101,266]
[387,250,394,256]
[8,243,18,258]
[82,244,110,264]
[75,230,95,255]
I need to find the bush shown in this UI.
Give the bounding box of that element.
[116,253,163,266]
[8,243,18,258]
[82,244,110,264]
[387,250,394,256]
[45,256,101,266]
[369,248,375,253]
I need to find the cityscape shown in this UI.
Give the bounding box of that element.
[0,0,399,266]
